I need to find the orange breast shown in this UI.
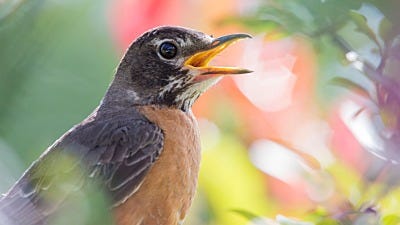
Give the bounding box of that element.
[114,106,201,225]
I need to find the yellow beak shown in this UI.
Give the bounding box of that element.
[184,33,253,79]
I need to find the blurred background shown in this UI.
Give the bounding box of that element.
[1,0,400,224]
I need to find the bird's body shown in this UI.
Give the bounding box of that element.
[115,106,200,225]
[0,26,251,225]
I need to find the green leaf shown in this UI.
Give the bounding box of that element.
[231,209,261,221]
[330,77,373,99]
[349,10,382,51]
[382,215,400,225]
[378,17,393,44]
[315,218,339,225]
[220,16,285,34]
[256,6,306,34]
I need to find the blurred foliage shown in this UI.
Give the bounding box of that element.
[0,0,117,167]
[0,0,116,224]
[35,153,114,225]
[198,135,273,225]
[233,0,400,225]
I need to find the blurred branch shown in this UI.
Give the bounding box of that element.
[332,34,400,105]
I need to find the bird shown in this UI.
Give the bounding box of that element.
[0,26,252,225]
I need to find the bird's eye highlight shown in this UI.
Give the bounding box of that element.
[159,42,177,59]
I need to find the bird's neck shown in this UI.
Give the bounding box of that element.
[99,78,144,113]
[98,75,199,114]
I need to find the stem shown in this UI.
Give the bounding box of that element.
[332,34,400,104]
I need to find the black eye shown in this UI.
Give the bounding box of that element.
[159,42,177,59]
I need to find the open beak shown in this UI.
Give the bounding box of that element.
[184,33,253,81]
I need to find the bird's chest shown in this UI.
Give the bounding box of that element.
[114,106,201,225]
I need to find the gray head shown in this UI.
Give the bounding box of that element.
[103,26,252,112]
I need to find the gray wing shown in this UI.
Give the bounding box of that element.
[0,114,164,225]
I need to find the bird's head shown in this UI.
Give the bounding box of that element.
[108,26,252,111]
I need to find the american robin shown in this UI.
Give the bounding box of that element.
[0,26,251,225]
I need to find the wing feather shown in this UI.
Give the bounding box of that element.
[0,111,164,225]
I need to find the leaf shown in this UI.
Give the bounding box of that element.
[378,17,393,44]
[267,138,321,170]
[256,6,306,34]
[315,218,339,225]
[231,209,261,221]
[219,16,284,34]
[307,207,340,225]
[330,77,373,99]
[382,215,400,225]
[349,10,382,51]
